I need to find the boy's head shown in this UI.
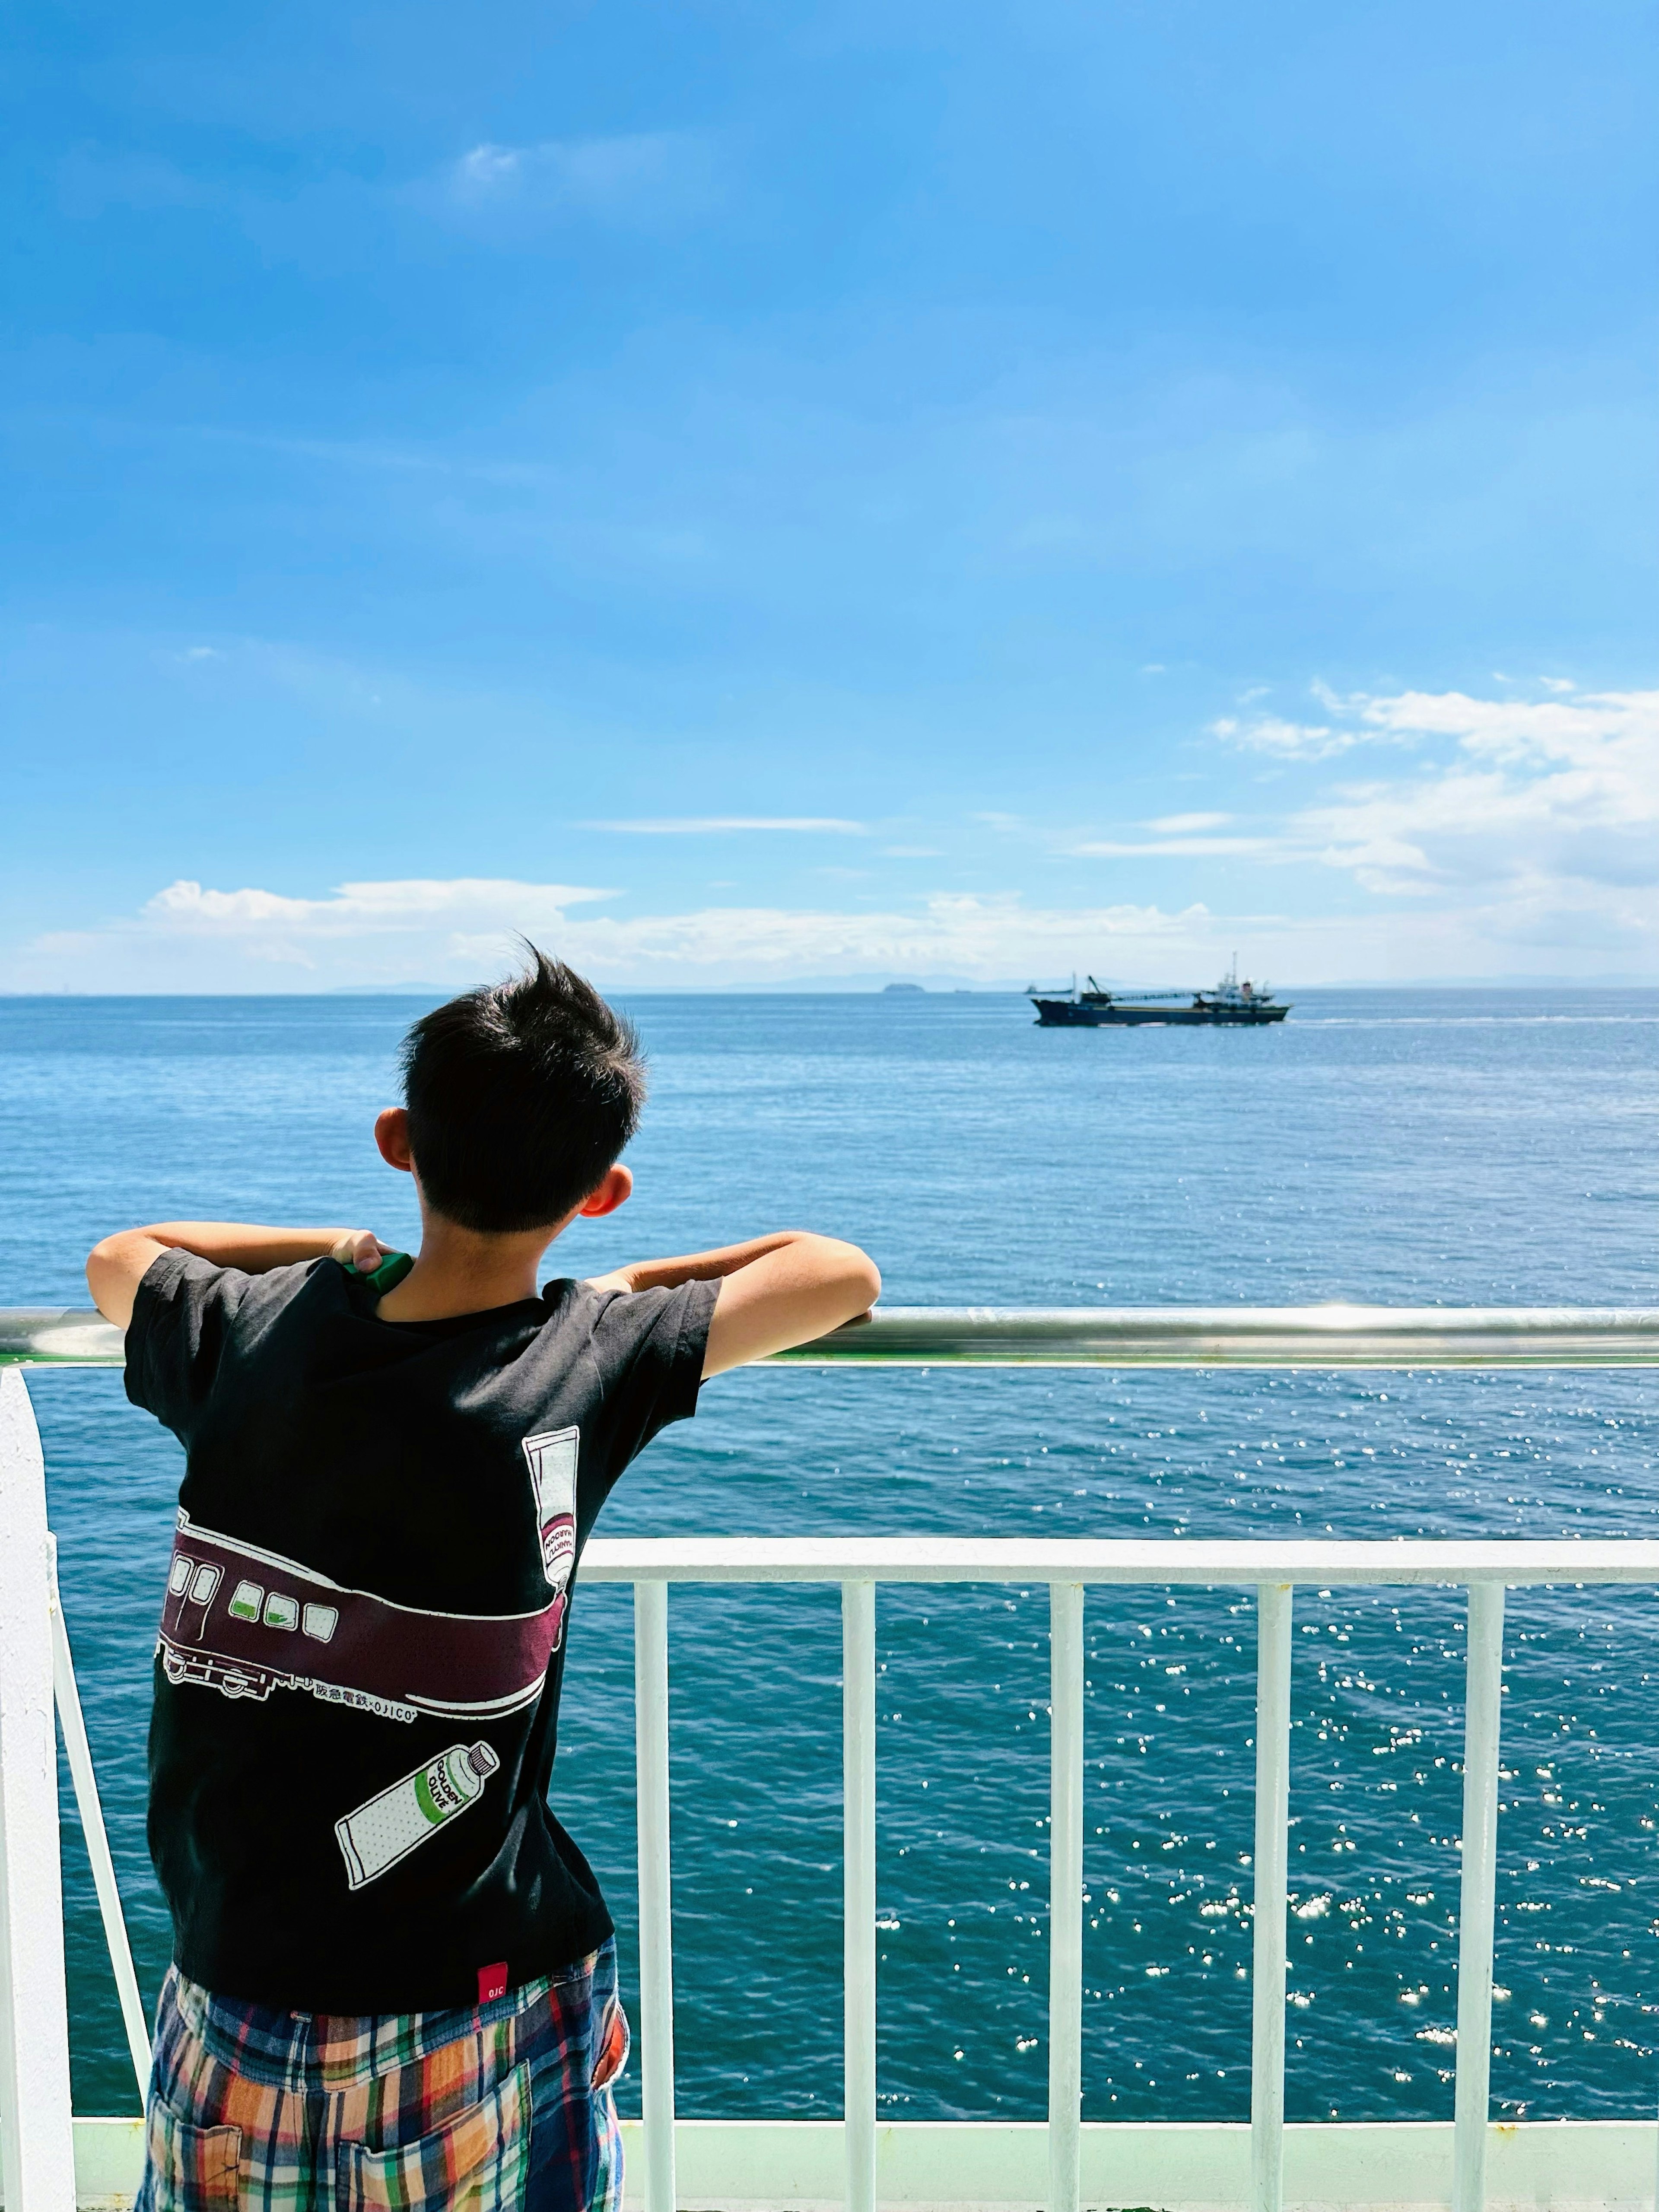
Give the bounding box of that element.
[391,949,645,1234]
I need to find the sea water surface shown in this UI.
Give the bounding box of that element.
[3,988,1659,2125]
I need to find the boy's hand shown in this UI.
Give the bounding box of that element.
[88,1221,390,1330]
[586,1231,881,1378]
[329,1229,397,1275]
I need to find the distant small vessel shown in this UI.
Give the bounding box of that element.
[1027,960,1289,1027]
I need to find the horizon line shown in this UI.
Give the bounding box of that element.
[5,977,1659,1000]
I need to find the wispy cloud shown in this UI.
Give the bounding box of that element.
[24,877,615,986]
[586,817,868,835]
[1211,714,1354,760]
[13,881,1217,992]
[13,684,1659,992]
[445,133,719,227]
[1290,686,1659,902]
[559,894,1206,982]
[1207,680,1640,770]
[137,877,615,933]
[1068,681,1659,961]
[1073,837,1269,858]
[1068,810,1257,857]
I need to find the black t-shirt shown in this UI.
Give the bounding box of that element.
[126,1249,717,2014]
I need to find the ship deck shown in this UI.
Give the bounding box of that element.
[55,2112,1659,2212]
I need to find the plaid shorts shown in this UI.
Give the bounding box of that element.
[135,1942,628,2212]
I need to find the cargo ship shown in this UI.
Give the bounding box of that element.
[1028,960,1288,1026]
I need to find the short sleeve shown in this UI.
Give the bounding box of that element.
[583,1277,721,1478]
[124,1250,249,1443]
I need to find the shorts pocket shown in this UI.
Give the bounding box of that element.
[143,2091,241,2209]
[591,1991,630,2094]
[339,2059,531,2212]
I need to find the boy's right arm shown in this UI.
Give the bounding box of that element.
[587,1232,880,1378]
[88,1221,393,1330]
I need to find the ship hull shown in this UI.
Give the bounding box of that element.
[1032,999,1288,1027]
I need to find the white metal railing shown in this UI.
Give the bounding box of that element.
[8,1302,1659,1369]
[580,1538,1659,2212]
[0,1367,77,2212]
[3,1311,1659,2212]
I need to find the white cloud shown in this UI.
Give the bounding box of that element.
[140,877,613,934]
[20,877,614,988]
[1201,682,1659,949]
[446,133,718,226]
[12,881,1227,992]
[12,685,1658,992]
[1211,714,1355,760]
[1072,837,1269,858]
[1290,687,1659,903]
[586,817,867,835]
[1056,681,1659,968]
[1343,685,1646,765]
[1066,811,1250,857]
[557,893,1208,983]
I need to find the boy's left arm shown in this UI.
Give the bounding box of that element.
[87,1221,392,1330]
[587,1230,880,1377]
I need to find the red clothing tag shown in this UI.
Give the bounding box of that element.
[477,1962,509,2005]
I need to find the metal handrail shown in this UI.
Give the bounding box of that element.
[7,1302,1659,1368]
[581,1534,1659,1584]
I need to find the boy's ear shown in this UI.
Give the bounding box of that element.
[375,1108,415,1173]
[577,1164,632,1219]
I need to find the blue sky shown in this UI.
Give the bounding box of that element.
[5,0,1656,988]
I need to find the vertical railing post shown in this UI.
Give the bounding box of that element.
[843,1579,877,2212]
[0,1368,77,2212]
[634,1580,676,2212]
[48,1537,152,2101]
[1453,1583,1505,2212]
[1048,1584,1085,2212]
[1251,1583,1294,2212]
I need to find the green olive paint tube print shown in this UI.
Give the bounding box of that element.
[334,1741,500,1890]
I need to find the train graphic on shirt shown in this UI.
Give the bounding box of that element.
[155,1425,580,1723]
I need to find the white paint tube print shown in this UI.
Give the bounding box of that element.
[334,1741,500,1891]
[521,1427,578,1594]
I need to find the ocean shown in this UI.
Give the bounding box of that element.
[4,987,1659,2126]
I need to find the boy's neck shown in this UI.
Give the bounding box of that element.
[376,1211,568,1322]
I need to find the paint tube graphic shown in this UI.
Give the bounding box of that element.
[335,1741,499,1891]
[522,1428,578,1595]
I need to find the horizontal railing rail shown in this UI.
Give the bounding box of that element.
[582,1534,1659,1584]
[8,1301,1659,1367]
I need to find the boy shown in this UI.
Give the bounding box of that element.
[88,951,879,2212]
